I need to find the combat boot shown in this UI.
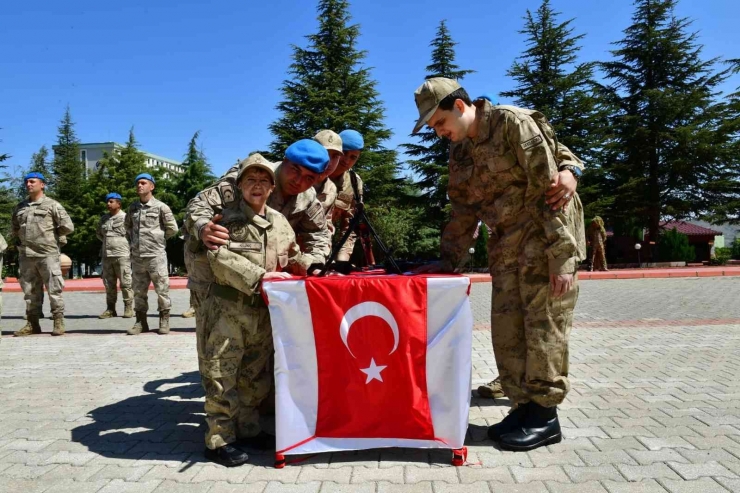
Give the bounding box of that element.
[158,310,170,335]
[477,376,505,399]
[99,304,117,319]
[127,311,150,335]
[52,315,65,336]
[14,314,42,337]
[498,402,561,451]
[487,402,529,442]
[181,306,196,318]
[122,302,134,318]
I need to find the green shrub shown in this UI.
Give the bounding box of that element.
[657,228,695,262]
[713,247,732,266]
[732,238,740,260]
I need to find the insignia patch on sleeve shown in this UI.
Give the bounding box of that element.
[307,202,322,218]
[521,135,543,150]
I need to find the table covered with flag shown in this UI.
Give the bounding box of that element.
[262,273,473,465]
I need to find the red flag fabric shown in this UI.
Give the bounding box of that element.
[305,276,434,440]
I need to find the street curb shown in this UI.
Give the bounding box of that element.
[466,266,740,283]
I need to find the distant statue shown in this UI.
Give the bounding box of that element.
[587,216,608,271]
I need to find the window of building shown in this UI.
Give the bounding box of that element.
[80,150,87,163]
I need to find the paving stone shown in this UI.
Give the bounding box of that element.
[319,483,375,493]
[478,452,533,467]
[296,467,351,484]
[208,481,268,493]
[627,449,691,465]
[668,461,738,480]
[602,479,669,493]
[404,466,459,483]
[484,482,548,493]
[458,466,512,483]
[432,482,491,493]
[43,479,111,493]
[351,466,404,484]
[247,466,300,482]
[263,483,321,493]
[562,464,624,482]
[38,464,104,481]
[43,451,98,466]
[0,478,58,493]
[592,437,647,452]
[89,465,154,481]
[660,478,731,493]
[0,463,58,479]
[509,465,569,483]
[576,450,638,466]
[529,451,585,467]
[140,465,200,483]
[377,482,433,493]
[97,480,163,493]
[617,463,682,481]
[150,481,214,493]
[678,449,740,463]
[716,478,740,492]
[638,437,696,451]
[545,481,609,493]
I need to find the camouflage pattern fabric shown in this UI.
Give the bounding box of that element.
[125,197,178,258]
[96,211,130,258]
[19,255,65,316]
[131,255,171,313]
[102,257,133,306]
[12,196,74,257]
[442,100,586,407]
[330,170,364,259]
[313,178,337,234]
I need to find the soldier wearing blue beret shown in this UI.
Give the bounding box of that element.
[96,192,134,320]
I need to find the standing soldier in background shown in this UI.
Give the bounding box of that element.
[125,173,178,335]
[0,233,7,341]
[96,192,134,319]
[329,129,365,262]
[587,216,608,271]
[12,172,74,337]
[412,78,585,451]
[312,130,342,227]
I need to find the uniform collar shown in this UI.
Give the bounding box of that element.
[473,99,494,146]
[239,199,272,230]
[139,196,159,208]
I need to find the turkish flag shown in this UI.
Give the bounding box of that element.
[264,274,472,455]
[305,276,433,440]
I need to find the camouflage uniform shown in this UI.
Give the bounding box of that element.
[11,196,74,332]
[96,211,133,313]
[0,233,7,340]
[201,199,302,449]
[125,197,178,314]
[313,178,337,234]
[587,217,608,271]
[442,101,586,408]
[330,170,363,259]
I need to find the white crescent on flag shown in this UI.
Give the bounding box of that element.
[339,301,399,359]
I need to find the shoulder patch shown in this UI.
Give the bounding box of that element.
[307,202,322,219]
[521,135,543,151]
[218,181,237,206]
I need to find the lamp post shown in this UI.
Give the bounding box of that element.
[469,247,475,271]
[635,243,642,268]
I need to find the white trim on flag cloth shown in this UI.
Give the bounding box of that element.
[263,275,473,455]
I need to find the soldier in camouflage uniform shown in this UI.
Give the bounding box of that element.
[413,78,586,451]
[201,153,303,467]
[312,130,342,228]
[329,129,365,262]
[587,216,608,271]
[96,192,134,319]
[0,233,7,341]
[125,173,178,335]
[12,172,74,337]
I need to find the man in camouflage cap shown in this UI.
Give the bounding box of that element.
[200,153,303,467]
[329,129,365,262]
[312,130,342,227]
[96,192,134,319]
[125,173,178,335]
[12,172,74,336]
[413,78,586,451]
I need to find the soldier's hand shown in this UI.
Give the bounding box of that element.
[201,214,230,250]
[263,272,293,280]
[545,171,577,211]
[550,273,574,298]
[414,261,443,274]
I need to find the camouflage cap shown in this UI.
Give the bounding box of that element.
[412,77,462,133]
[237,153,275,184]
[313,130,343,155]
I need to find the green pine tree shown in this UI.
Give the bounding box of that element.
[400,20,474,233]
[501,0,610,219]
[599,0,735,241]
[173,131,215,218]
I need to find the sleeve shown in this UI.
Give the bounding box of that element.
[556,142,585,171]
[439,200,479,273]
[96,217,105,242]
[54,202,75,236]
[185,187,222,241]
[0,233,7,254]
[296,199,332,267]
[124,206,133,242]
[160,204,178,239]
[11,205,21,239]
[207,247,266,296]
[506,112,579,275]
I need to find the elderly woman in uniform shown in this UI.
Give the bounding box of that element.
[200,154,303,467]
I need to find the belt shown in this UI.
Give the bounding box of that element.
[211,283,266,308]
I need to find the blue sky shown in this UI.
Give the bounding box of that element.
[1,0,737,178]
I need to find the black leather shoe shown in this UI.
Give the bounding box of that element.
[487,402,528,442]
[498,402,562,451]
[204,444,249,467]
[237,431,276,451]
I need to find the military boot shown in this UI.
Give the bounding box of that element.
[52,315,66,336]
[122,302,134,318]
[158,310,170,335]
[488,402,529,442]
[181,306,196,318]
[127,311,150,335]
[14,314,42,337]
[477,376,505,399]
[99,304,117,319]
[498,402,561,451]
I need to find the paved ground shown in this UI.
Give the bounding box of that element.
[1,278,740,492]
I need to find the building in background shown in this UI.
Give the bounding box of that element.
[52,142,184,180]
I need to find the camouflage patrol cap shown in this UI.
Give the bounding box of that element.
[313,130,343,155]
[237,153,275,184]
[412,77,462,133]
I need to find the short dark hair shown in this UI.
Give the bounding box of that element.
[438,88,473,111]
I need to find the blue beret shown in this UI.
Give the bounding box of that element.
[285,139,329,174]
[105,192,122,202]
[134,173,155,184]
[24,172,45,182]
[477,92,500,105]
[339,129,364,151]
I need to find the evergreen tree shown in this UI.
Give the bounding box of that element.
[0,133,13,238]
[599,0,735,241]
[173,131,215,218]
[269,0,402,204]
[400,20,474,231]
[501,0,610,219]
[17,146,54,198]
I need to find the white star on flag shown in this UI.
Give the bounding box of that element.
[360,358,387,384]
